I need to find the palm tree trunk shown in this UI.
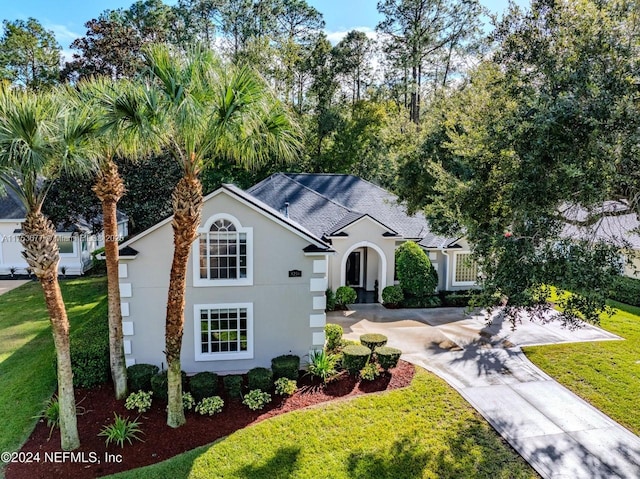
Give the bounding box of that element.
[166,175,203,428]
[92,159,127,399]
[21,211,80,450]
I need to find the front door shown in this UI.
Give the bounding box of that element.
[346,250,362,287]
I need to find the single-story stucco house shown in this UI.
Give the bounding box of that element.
[0,186,129,276]
[116,173,477,374]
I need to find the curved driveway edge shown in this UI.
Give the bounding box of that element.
[329,305,640,479]
[0,280,28,296]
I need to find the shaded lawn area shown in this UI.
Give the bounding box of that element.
[109,368,537,479]
[524,300,640,435]
[0,277,107,458]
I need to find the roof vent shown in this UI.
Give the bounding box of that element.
[284,202,290,218]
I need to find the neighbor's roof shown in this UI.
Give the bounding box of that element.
[561,201,640,249]
[247,173,459,248]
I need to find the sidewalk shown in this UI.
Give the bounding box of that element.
[331,305,640,478]
[0,280,28,296]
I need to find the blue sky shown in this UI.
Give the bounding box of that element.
[0,0,527,52]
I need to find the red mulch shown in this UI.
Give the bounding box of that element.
[6,361,414,479]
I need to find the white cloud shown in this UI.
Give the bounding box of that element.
[325,26,377,45]
[46,23,81,45]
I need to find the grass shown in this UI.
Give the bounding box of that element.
[109,368,537,479]
[0,277,107,458]
[524,299,640,435]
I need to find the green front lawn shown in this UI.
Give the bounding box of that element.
[109,368,537,479]
[524,300,640,435]
[0,277,107,457]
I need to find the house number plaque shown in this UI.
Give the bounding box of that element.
[288,270,302,278]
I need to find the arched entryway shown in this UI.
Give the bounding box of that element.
[340,241,387,303]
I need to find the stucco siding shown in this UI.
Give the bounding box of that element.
[122,190,322,374]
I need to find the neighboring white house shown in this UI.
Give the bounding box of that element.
[0,186,129,276]
[116,174,477,374]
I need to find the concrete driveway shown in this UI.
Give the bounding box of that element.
[329,304,640,479]
[0,280,28,296]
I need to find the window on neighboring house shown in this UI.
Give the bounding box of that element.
[56,236,74,255]
[195,303,253,361]
[453,252,478,285]
[194,215,252,286]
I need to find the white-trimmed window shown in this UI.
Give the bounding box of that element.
[194,303,253,361]
[452,252,478,286]
[56,235,76,256]
[193,214,253,287]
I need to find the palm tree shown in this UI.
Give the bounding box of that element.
[140,44,300,427]
[73,78,160,400]
[0,84,97,450]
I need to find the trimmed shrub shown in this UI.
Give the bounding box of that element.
[67,314,110,388]
[360,333,388,351]
[271,354,300,380]
[402,295,442,308]
[150,371,187,402]
[395,241,438,299]
[182,392,196,411]
[274,377,297,396]
[248,367,273,392]
[342,344,371,376]
[325,288,336,312]
[441,292,474,307]
[127,364,159,393]
[242,389,271,411]
[223,375,243,399]
[325,323,344,352]
[375,346,402,371]
[335,286,357,306]
[189,372,218,402]
[382,285,404,306]
[608,275,640,306]
[125,390,153,413]
[360,362,380,381]
[195,396,224,415]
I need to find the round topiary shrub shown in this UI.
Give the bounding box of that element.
[382,285,404,306]
[375,346,402,371]
[324,323,344,352]
[395,241,438,299]
[189,371,218,402]
[150,370,187,402]
[248,367,273,392]
[360,333,388,351]
[127,363,159,392]
[342,344,371,376]
[223,375,243,399]
[335,286,357,307]
[271,354,300,380]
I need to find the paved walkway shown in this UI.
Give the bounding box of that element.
[329,304,640,479]
[0,280,28,296]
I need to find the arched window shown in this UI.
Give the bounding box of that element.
[194,214,253,286]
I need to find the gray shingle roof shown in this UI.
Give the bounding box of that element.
[247,173,458,247]
[0,187,26,220]
[561,202,640,249]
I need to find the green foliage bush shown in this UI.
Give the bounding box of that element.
[342,345,371,376]
[382,285,404,305]
[375,346,403,371]
[306,349,339,384]
[325,288,337,311]
[242,389,272,411]
[68,317,110,388]
[195,396,224,416]
[248,367,273,392]
[223,375,243,399]
[360,333,388,351]
[395,241,438,301]
[360,362,380,381]
[608,275,640,306]
[36,396,59,439]
[150,371,187,402]
[325,323,344,352]
[271,354,300,380]
[189,371,218,402]
[98,414,143,448]
[402,295,442,308]
[439,290,475,307]
[335,286,357,306]
[182,392,196,411]
[274,377,297,396]
[127,364,159,393]
[125,390,153,413]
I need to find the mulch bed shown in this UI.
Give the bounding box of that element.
[6,361,414,479]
